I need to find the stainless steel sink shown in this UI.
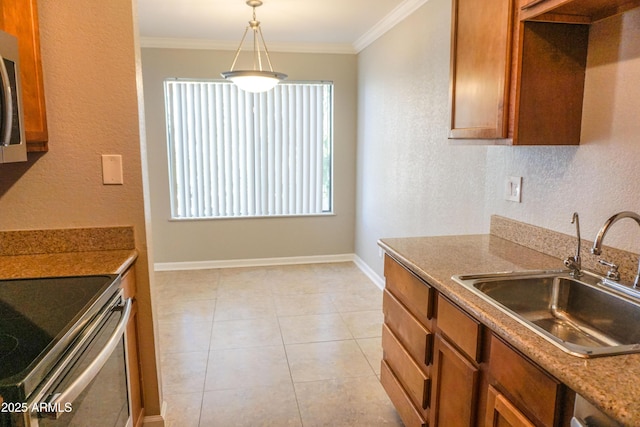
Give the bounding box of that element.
[452,270,640,357]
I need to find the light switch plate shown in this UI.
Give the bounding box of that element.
[505,176,522,202]
[102,154,123,185]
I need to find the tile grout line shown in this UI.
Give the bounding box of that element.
[197,273,220,427]
[276,294,306,427]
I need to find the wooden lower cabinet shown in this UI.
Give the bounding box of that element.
[381,258,576,427]
[120,266,144,427]
[485,386,535,427]
[381,256,434,427]
[430,334,479,427]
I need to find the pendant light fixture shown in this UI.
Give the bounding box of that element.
[221,0,287,93]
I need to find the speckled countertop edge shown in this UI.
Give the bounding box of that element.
[0,250,138,279]
[0,226,135,256]
[0,226,138,278]
[378,233,640,426]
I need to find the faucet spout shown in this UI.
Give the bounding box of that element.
[564,212,582,277]
[591,211,640,287]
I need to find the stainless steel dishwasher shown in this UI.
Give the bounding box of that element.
[571,394,622,427]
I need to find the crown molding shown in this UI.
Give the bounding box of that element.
[140,0,429,55]
[139,37,357,54]
[353,0,429,53]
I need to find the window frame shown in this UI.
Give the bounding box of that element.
[164,78,335,220]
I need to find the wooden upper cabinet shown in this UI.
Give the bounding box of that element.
[449,0,514,139]
[449,0,594,145]
[1,0,48,151]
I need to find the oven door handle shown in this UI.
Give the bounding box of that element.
[42,297,132,418]
[0,54,14,147]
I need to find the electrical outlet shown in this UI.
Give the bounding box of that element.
[505,176,522,202]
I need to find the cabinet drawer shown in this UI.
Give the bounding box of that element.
[383,289,433,367]
[384,255,434,322]
[382,324,430,410]
[436,294,482,362]
[380,360,427,427]
[489,335,562,427]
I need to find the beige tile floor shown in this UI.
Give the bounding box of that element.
[154,262,404,427]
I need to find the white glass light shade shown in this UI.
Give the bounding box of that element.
[221,70,287,93]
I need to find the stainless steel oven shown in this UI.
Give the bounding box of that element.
[24,290,132,427]
[0,275,131,427]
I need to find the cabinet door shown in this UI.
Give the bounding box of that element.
[485,386,535,427]
[0,0,48,150]
[430,335,479,427]
[449,0,514,139]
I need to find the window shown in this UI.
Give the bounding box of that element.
[164,80,333,219]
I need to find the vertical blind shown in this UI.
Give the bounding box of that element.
[164,80,333,219]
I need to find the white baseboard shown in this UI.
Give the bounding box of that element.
[154,253,386,290]
[154,253,356,271]
[353,255,385,290]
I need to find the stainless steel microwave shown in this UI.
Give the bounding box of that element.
[0,29,27,163]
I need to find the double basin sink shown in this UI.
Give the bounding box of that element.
[452,270,640,357]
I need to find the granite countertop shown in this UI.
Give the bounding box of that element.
[379,234,640,426]
[0,226,138,279]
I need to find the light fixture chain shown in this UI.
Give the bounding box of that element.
[253,26,262,71]
[229,26,251,72]
[257,26,275,72]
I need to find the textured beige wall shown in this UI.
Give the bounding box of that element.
[356,1,640,277]
[355,0,489,276]
[141,48,358,263]
[0,0,162,419]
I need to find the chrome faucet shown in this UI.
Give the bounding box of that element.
[591,211,640,288]
[564,212,582,277]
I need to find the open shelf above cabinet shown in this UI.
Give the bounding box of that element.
[520,0,640,24]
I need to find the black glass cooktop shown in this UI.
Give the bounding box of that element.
[0,275,119,401]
